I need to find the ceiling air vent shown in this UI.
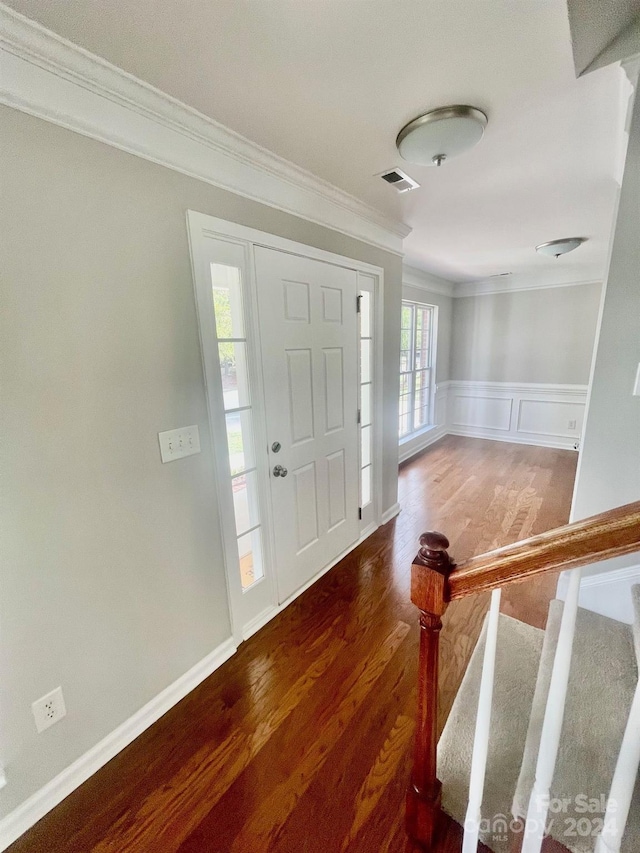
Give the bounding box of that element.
[379,168,420,193]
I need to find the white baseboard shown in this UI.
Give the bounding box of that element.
[381,502,401,524]
[399,425,447,463]
[447,426,579,450]
[241,605,281,642]
[0,637,237,851]
[557,563,640,625]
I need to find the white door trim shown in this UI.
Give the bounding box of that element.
[191,213,387,275]
[187,212,384,641]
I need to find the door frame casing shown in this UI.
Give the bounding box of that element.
[187,211,385,643]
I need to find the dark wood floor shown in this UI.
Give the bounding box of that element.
[9,436,578,853]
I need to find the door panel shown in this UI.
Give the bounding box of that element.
[255,247,359,602]
[324,348,344,432]
[286,348,315,443]
[327,449,346,530]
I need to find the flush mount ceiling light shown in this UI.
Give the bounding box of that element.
[535,237,586,258]
[396,105,488,167]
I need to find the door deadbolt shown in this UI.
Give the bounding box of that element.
[271,441,281,453]
[272,464,288,478]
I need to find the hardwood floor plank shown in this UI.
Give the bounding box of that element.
[228,622,410,851]
[90,630,350,853]
[8,436,578,853]
[340,713,415,851]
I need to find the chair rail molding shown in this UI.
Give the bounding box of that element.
[0,4,410,256]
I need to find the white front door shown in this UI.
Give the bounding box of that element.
[255,247,360,602]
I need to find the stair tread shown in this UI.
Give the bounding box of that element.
[438,605,638,853]
[513,602,638,853]
[437,612,544,853]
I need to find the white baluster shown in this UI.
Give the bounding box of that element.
[462,588,502,853]
[522,567,582,853]
[594,677,640,853]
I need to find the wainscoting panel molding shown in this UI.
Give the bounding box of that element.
[444,381,587,450]
[451,394,513,432]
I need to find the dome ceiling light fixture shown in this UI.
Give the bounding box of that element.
[535,237,586,258]
[396,105,488,167]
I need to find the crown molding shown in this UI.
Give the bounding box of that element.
[0,4,410,255]
[402,264,456,296]
[453,276,602,298]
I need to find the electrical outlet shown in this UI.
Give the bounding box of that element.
[32,687,66,733]
[568,419,577,430]
[158,425,201,463]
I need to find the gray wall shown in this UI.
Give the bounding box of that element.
[451,283,602,384]
[401,284,453,384]
[0,106,402,815]
[572,83,640,520]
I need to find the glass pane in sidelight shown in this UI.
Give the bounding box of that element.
[231,470,261,537]
[219,342,251,410]
[225,409,255,475]
[361,425,371,467]
[360,382,371,426]
[361,464,371,507]
[360,339,371,384]
[211,264,245,339]
[237,527,264,590]
[359,290,371,338]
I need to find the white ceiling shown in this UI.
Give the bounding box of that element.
[5,0,630,283]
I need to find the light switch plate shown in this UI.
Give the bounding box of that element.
[633,363,640,397]
[158,425,201,462]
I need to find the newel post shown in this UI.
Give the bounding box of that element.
[406,531,454,851]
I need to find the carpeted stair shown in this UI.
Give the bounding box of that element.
[437,613,544,853]
[438,593,640,853]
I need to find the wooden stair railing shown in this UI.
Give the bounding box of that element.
[405,499,640,851]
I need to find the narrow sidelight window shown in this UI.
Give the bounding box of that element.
[358,279,375,517]
[211,263,264,590]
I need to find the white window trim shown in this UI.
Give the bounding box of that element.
[399,300,438,442]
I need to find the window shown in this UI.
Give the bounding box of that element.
[359,288,373,509]
[211,262,265,591]
[399,300,435,439]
